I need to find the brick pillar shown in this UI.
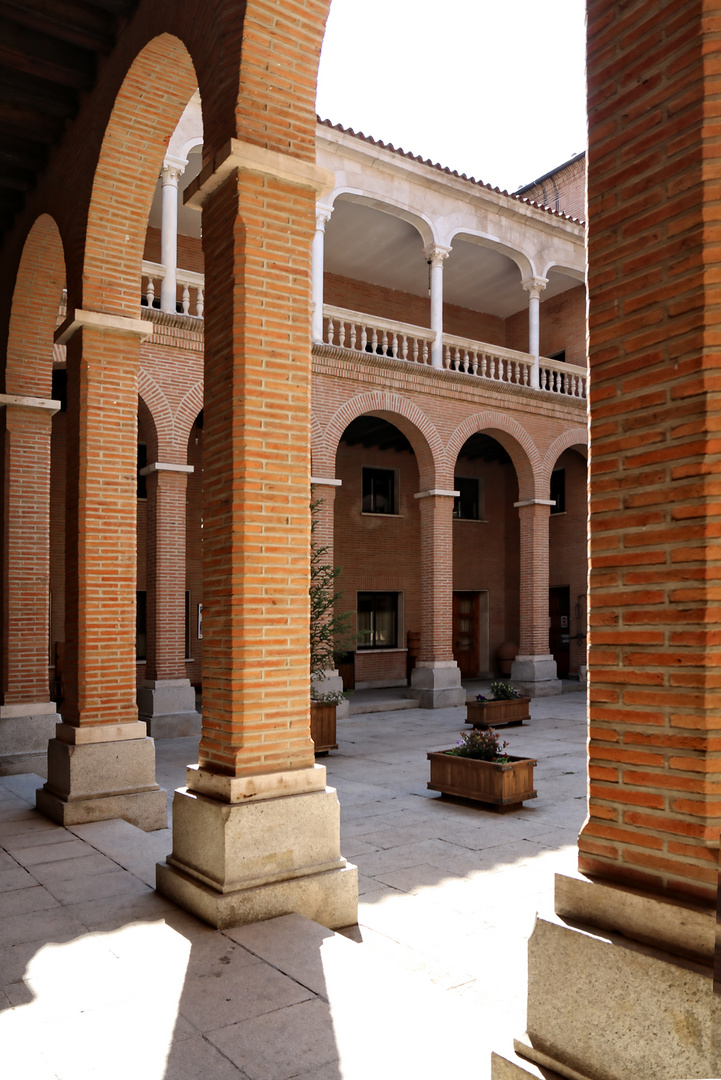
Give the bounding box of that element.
[409,489,464,708]
[156,143,357,929]
[137,462,199,738]
[0,397,61,774]
[310,477,347,715]
[510,499,561,695]
[36,312,166,832]
[492,2,721,1077]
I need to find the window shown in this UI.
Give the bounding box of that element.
[137,443,147,499]
[551,469,565,514]
[453,476,482,520]
[362,467,396,514]
[357,592,398,649]
[549,349,566,363]
[136,590,147,661]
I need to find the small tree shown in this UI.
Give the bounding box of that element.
[310,499,352,701]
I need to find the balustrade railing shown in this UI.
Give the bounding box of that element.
[141,260,204,318]
[322,305,587,399]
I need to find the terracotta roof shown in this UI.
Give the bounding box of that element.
[317,117,586,226]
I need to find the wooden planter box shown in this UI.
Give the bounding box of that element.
[427,750,537,807]
[466,697,530,729]
[310,702,338,754]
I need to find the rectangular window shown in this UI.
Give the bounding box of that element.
[137,443,147,499]
[362,467,396,514]
[453,476,482,520]
[357,592,398,649]
[549,349,566,363]
[551,469,566,514]
[136,590,147,661]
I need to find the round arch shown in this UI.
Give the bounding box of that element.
[6,215,66,398]
[174,381,205,455]
[321,393,443,490]
[541,428,588,493]
[327,189,437,248]
[82,34,199,315]
[137,370,173,461]
[446,229,535,282]
[540,260,585,283]
[445,412,542,502]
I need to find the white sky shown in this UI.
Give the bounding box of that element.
[316,0,587,194]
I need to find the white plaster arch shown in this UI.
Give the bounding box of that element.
[326,187,437,248]
[445,227,535,281]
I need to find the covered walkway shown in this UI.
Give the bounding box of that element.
[1,693,586,1079]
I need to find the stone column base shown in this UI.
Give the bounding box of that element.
[407,661,465,708]
[510,654,561,697]
[36,721,167,831]
[137,678,201,738]
[491,877,720,1080]
[0,703,59,776]
[156,765,358,930]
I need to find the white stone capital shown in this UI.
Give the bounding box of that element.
[311,476,342,487]
[514,499,555,508]
[522,276,549,300]
[139,462,194,476]
[0,394,61,415]
[54,309,153,345]
[315,204,333,231]
[414,488,460,499]
[161,156,187,187]
[424,244,452,267]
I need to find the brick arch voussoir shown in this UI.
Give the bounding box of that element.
[541,427,588,496]
[310,413,325,478]
[324,392,442,490]
[446,412,541,502]
[175,382,204,454]
[138,370,173,462]
[6,215,66,398]
[83,34,199,315]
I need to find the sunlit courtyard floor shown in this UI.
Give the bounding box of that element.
[0,692,587,1080]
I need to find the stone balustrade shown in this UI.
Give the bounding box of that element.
[141,260,205,318]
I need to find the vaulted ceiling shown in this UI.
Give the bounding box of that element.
[0,0,141,244]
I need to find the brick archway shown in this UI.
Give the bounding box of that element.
[322,392,443,490]
[541,427,588,491]
[445,411,541,501]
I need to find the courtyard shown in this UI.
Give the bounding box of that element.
[1,691,586,1079]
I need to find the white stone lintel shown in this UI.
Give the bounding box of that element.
[414,489,459,499]
[514,499,556,508]
[311,476,342,487]
[55,721,147,745]
[414,660,459,669]
[0,700,58,718]
[184,138,336,209]
[0,394,61,415]
[139,462,194,476]
[187,762,327,804]
[55,309,153,345]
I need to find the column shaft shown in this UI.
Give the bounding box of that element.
[160,162,184,313]
[311,207,332,343]
[511,501,560,694]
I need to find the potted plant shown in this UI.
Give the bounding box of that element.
[427,727,537,808]
[309,499,352,754]
[466,680,530,729]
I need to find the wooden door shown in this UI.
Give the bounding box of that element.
[453,591,480,679]
[549,586,571,678]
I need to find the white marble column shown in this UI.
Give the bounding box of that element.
[424,245,451,369]
[311,205,333,343]
[522,275,548,389]
[160,157,186,314]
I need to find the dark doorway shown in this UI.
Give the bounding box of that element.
[453,591,481,679]
[549,585,571,678]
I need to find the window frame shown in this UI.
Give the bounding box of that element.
[361,466,398,515]
[356,591,400,650]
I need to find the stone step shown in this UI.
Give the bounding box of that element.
[348,696,420,715]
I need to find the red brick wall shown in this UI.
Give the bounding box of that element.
[549,448,588,675]
[520,156,586,220]
[144,226,205,275]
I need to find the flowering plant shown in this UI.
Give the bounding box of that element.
[446,727,511,763]
[475,680,521,704]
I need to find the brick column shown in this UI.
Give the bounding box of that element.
[0,396,61,774]
[409,488,464,708]
[36,311,166,832]
[156,142,357,929]
[493,2,721,1077]
[137,462,199,738]
[310,477,347,716]
[511,499,561,695]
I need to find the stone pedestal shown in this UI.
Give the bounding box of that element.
[407,660,465,709]
[0,702,59,776]
[156,763,357,930]
[491,873,720,1080]
[137,678,201,737]
[510,654,561,697]
[36,721,167,831]
[310,669,349,719]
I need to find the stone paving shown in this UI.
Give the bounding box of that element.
[0,691,587,1079]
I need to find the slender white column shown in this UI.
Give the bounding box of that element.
[160,157,186,314]
[522,275,548,389]
[424,245,452,369]
[311,205,333,343]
